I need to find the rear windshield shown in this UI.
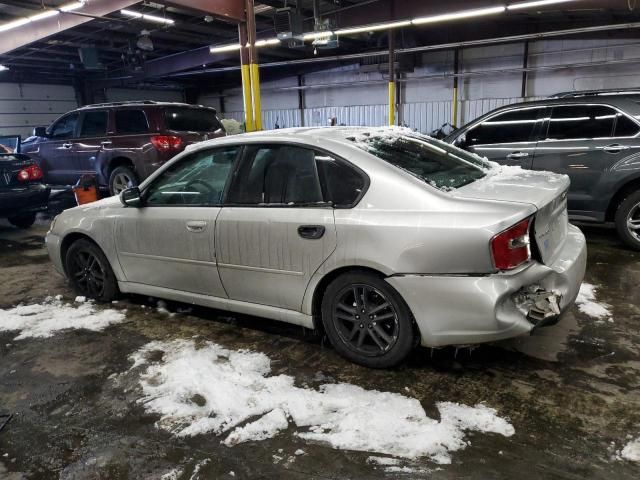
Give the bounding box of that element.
[164,107,224,132]
[349,129,488,191]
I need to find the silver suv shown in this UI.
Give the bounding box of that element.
[446,90,640,250]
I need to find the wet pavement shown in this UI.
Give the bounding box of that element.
[0,218,639,479]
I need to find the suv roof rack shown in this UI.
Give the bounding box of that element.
[549,88,640,99]
[79,100,161,109]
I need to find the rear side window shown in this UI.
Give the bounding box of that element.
[316,154,365,206]
[164,107,223,132]
[614,114,640,137]
[80,111,108,137]
[546,105,615,140]
[462,107,545,146]
[227,145,324,205]
[50,113,79,139]
[115,110,149,134]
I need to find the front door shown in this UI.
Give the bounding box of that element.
[115,145,239,296]
[216,144,337,311]
[455,106,548,168]
[39,112,80,185]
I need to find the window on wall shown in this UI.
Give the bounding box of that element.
[145,146,239,206]
[546,105,616,140]
[462,107,545,147]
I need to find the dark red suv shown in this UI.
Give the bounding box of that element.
[22,101,226,194]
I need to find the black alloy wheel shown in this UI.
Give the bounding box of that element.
[65,239,119,302]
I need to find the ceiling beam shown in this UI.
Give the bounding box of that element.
[0,0,141,55]
[167,0,245,23]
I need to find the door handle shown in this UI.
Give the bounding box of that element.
[186,221,207,233]
[62,143,73,149]
[101,141,112,147]
[506,151,529,160]
[298,225,325,240]
[602,144,630,154]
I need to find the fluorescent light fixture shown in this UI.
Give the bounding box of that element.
[303,31,335,40]
[0,65,8,72]
[335,20,411,36]
[121,9,175,25]
[255,38,281,47]
[0,1,86,33]
[210,44,240,54]
[412,5,506,25]
[507,0,577,10]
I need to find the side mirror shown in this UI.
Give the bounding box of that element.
[120,187,143,207]
[33,126,47,137]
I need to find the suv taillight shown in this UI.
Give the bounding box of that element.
[17,164,43,182]
[491,218,531,270]
[151,135,183,152]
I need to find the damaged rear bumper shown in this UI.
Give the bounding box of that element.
[386,224,587,348]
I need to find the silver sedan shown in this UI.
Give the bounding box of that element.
[46,127,587,367]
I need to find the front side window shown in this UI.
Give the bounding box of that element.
[462,107,545,147]
[80,111,108,137]
[50,113,79,140]
[145,146,239,206]
[164,107,223,132]
[115,110,149,134]
[227,145,324,206]
[546,105,616,140]
[351,131,487,190]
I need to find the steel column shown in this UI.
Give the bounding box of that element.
[452,48,460,128]
[246,0,262,131]
[388,30,396,126]
[521,40,529,99]
[238,22,255,132]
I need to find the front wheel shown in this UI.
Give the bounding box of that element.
[8,213,36,229]
[65,239,119,302]
[321,271,416,368]
[615,190,640,251]
[109,166,139,196]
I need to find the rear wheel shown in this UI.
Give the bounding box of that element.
[109,165,139,196]
[65,238,119,302]
[8,213,36,229]
[321,271,415,368]
[615,190,640,251]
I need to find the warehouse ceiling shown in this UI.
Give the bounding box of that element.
[0,0,639,90]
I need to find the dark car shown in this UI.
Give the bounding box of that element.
[0,153,50,228]
[445,90,640,250]
[22,101,226,195]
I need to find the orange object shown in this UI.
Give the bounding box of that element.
[73,174,99,205]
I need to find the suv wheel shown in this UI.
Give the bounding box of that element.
[109,166,139,196]
[615,190,640,251]
[321,271,415,368]
[8,213,36,229]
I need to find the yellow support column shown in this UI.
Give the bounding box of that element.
[238,23,254,132]
[250,62,263,131]
[388,81,396,126]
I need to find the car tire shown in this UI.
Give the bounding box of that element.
[615,190,640,251]
[109,165,139,196]
[8,213,36,229]
[321,271,415,368]
[65,238,119,302]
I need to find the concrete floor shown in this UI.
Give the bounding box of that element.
[0,218,639,479]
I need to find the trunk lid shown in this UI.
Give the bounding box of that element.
[453,166,570,265]
[0,154,33,188]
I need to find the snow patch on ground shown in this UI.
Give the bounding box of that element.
[620,437,640,462]
[130,339,514,464]
[576,283,612,320]
[0,296,125,340]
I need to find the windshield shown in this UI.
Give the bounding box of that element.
[164,107,224,132]
[349,128,489,190]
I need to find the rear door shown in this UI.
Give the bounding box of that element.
[531,104,639,215]
[115,146,239,296]
[75,110,109,177]
[39,112,80,185]
[215,144,337,311]
[454,106,548,168]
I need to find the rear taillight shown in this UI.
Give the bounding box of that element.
[491,218,531,270]
[151,135,183,152]
[17,164,43,182]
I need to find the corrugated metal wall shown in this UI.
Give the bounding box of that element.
[222,97,539,134]
[0,83,77,139]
